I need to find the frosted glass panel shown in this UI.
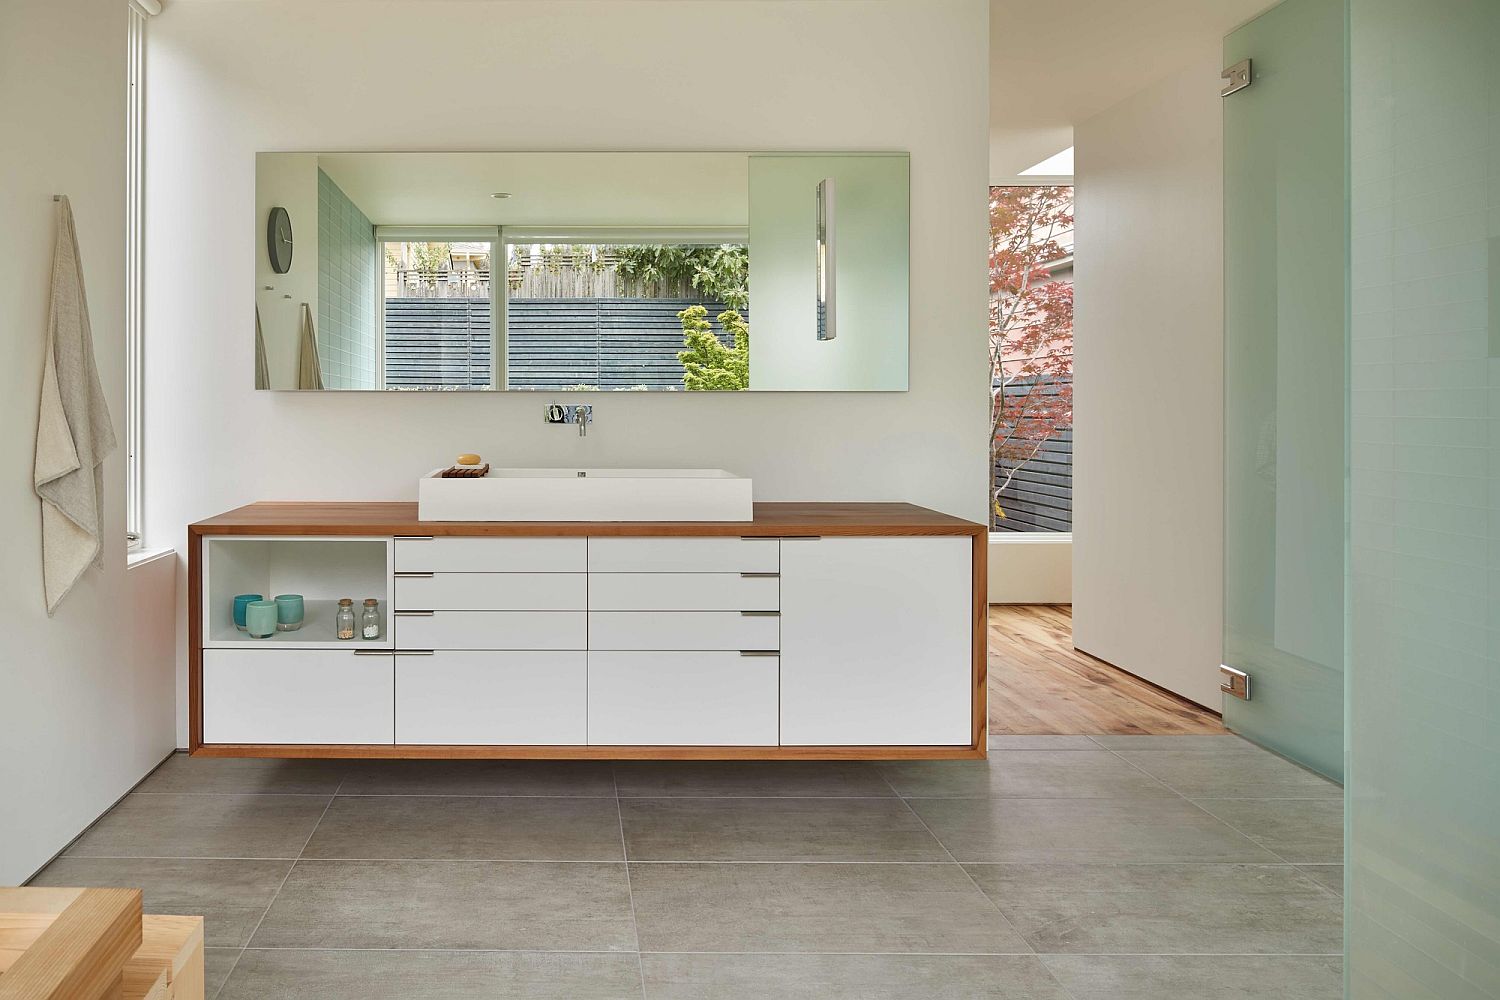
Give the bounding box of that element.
[1348,0,1500,995]
[1222,0,1346,780]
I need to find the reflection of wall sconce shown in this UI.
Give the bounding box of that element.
[816,177,836,341]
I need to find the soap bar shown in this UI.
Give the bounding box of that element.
[456,453,482,467]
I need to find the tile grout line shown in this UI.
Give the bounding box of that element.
[228,778,343,986]
[1093,743,1301,863]
[1101,743,1347,899]
[206,946,242,1000]
[612,764,648,1000]
[874,766,1041,961]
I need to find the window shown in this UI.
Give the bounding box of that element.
[377,230,497,390]
[989,185,1074,532]
[502,237,749,391]
[125,1,152,549]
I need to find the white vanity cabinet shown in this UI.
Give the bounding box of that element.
[191,503,984,759]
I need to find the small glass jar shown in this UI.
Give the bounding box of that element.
[360,598,381,641]
[335,598,356,640]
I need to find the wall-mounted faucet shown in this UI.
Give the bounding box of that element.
[545,403,593,437]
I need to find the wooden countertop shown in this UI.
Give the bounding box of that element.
[190,501,984,538]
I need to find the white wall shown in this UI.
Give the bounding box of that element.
[145,0,991,743]
[1071,54,1224,709]
[0,0,178,884]
[255,152,319,389]
[988,535,1072,604]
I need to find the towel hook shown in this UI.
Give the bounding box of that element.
[52,195,62,202]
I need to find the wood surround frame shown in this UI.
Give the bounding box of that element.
[188,501,987,760]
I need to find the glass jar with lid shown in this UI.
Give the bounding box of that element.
[335,598,356,640]
[360,598,381,640]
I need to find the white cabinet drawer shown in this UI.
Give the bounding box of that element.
[588,537,778,573]
[394,611,586,650]
[587,651,778,745]
[203,648,394,745]
[394,573,586,611]
[396,651,586,745]
[589,611,779,651]
[588,573,778,612]
[394,537,586,573]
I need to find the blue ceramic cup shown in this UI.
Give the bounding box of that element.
[233,593,265,632]
[245,599,278,639]
[274,594,305,632]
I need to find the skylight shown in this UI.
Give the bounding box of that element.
[1019,146,1074,177]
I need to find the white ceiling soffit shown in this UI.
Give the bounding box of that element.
[314,151,750,228]
[990,0,1281,181]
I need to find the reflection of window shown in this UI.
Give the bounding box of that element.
[502,240,749,392]
[990,186,1074,532]
[379,233,496,390]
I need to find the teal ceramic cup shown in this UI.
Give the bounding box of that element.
[274,594,305,632]
[233,593,264,631]
[245,599,278,639]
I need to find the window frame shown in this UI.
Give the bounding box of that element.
[125,3,147,550]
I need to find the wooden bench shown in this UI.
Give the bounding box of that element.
[0,888,203,1000]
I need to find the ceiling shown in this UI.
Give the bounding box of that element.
[989,0,1280,181]
[316,152,750,228]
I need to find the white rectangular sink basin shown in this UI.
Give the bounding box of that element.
[418,468,753,522]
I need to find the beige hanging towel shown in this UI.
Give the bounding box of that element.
[34,196,117,615]
[254,304,271,389]
[297,303,324,390]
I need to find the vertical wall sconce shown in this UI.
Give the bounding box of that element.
[816,177,837,341]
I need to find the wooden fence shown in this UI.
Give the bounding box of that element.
[382,297,739,391]
[993,377,1073,532]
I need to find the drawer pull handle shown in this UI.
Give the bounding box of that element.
[396,535,434,540]
[740,610,779,617]
[352,649,390,656]
[394,610,435,617]
[740,572,779,578]
[739,650,779,657]
[394,571,435,579]
[395,649,436,656]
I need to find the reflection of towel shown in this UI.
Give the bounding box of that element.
[254,305,271,389]
[34,196,117,614]
[297,303,323,390]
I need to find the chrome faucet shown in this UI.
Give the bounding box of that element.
[544,403,592,437]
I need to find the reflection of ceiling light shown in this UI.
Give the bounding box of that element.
[1019,147,1074,176]
[490,192,512,199]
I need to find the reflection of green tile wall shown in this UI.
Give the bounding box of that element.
[1348,1,1500,995]
[317,169,376,390]
[1222,0,1346,782]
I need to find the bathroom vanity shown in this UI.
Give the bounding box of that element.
[188,501,985,759]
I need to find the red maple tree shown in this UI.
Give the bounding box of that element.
[990,185,1074,523]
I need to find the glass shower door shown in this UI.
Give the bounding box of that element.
[1347,0,1500,994]
[1222,0,1346,780]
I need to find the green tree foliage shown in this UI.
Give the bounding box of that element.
[678,305,748,391]
[612,245,748,308]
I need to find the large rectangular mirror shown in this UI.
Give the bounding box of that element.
[254,151,909,392]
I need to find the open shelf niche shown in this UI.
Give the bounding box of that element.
[203,536,392,649]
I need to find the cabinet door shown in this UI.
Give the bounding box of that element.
[587,651,778,745]
[203,649,394,744]
[396,651,586,745]
[779,537,972,746]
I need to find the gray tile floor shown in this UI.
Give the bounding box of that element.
[31,735,1344,999]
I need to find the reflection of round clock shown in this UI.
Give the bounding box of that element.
[267,206,293,274]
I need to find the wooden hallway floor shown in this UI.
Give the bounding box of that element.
[988,604,1226,736]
